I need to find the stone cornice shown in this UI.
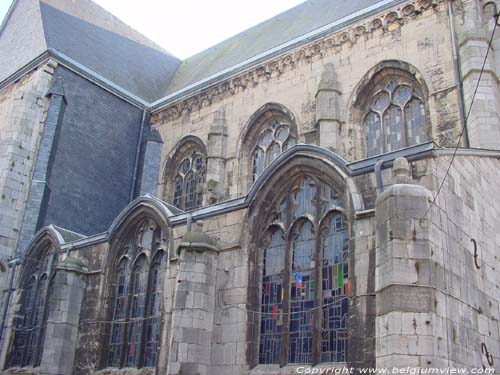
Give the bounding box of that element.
[151,0,446,125]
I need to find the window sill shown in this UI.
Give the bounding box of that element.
[3,367,40,375]
[248,363,349,375]
[94,367,155,375]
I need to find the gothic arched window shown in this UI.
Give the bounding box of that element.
[172,150,206,211]
[252,120,297,181]
[144,251,166,367]
[106,219,167,369]
[9,246,57,368]
[108,258,130,367]
[364,78,427,157]
[258,176,349,365]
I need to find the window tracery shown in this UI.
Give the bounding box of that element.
[106,219,167,369]
[364,79,427,157]
[173,151,206,211]
[252,119,297,181]
[258,176,349,365]
[9,246,56,368]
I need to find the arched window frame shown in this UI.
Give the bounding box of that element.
[9,245,57,368]
[352,65,430,158]
[250,118,297,182]
[163,138,207,211]
[239,104,298,192]
[143,250,166,367]
[256,175,350,366]
[105,219,168,369]
[364,78,427,157]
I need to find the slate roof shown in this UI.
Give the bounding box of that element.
[39,2,181,102]
[163,0,388,96]
[1,0,396,102]
[52,225,86,242]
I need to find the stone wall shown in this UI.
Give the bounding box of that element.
[72,242,108,375]
[152,1,462,204]
[456,0,500,149]
[424,154,500,369]
[0,63,54,260]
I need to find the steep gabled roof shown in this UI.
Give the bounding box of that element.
[0,0,47,83]
[0,0,181,102]
[39,2,180,101]
[163,0,388,96]
[0,0,399,103]
[40,0,167,53]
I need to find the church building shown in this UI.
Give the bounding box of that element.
[0,0,499,374]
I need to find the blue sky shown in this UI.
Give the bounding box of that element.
[0,0,304,59]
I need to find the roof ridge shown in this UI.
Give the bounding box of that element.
[162,0,392,97]
[39,0,177,57]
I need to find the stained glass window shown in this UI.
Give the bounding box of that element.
[172,151,206,210]
[106,220,167,369]
[321,214,349,362]
[126,257,148,367]
[9,277,35,367]
[252,120,297,181]
[9,248,56,368]
[108,258,130,367]
[258,176,349,365]
[289,222,314,364]
[364,81,427,156]
[259,230,285,364]
[294,178,316,219]
[144,252,166,367]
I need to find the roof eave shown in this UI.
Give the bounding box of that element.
[149,0,407,113]
[0,0,407,112]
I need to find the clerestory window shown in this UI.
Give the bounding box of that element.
[258,176,349,365]
[173,151,206,211]
[252,120,297,182]
[9,246,56,368]
[106,220,167,369]
[364,79,427,157]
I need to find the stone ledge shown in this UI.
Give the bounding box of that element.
[247,363,349,375]
[93,367,154,375]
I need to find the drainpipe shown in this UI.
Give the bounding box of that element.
[0,260,18,350]
[130,108,148,200]
[448,0,470,148]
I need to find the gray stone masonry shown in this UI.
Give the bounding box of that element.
[139,121,163,197]
[374,157,447,368]
[167,227,218,375]
[316,63,342,152]
[16,77,66,255]
[456,0,500,149]
[40,256,87,375]
[206,108,228,204]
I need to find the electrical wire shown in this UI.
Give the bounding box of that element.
[422,13,499,219]
[11,11,500,347]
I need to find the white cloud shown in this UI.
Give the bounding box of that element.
[0,0,304,59]
[92,0,305,59]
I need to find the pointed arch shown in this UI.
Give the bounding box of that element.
[108,195,172,246]
[102,196,171,370]
[238,103,299,194]
[245,144,361,234]
[348,60,431,158]
[161,135,207,210]
[8,225,65,368]
[244,144,357,367]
